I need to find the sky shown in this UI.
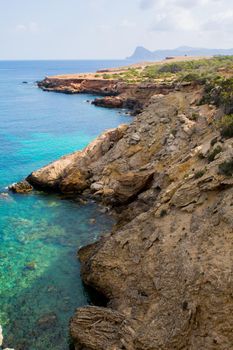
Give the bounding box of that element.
[0,0,232,59]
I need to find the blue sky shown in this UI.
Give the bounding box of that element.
[0,0,232,59]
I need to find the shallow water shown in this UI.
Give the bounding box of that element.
[0,60,131,349]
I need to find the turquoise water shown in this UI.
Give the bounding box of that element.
[0,60,131,349]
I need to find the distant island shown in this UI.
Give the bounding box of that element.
[127,45,233,61]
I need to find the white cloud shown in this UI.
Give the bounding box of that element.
[140,0,233,38]
[202,11,233,32]
[140,0,222,10]
[97,20,136,32]
[151,9,198,32]
[15,22,39,33]
[16,24,27,32]
[139,0,156,10]
[120,19,136,28]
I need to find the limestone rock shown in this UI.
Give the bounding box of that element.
[92,96,124,108]
[70,306,126,350]
[8,180,33,194]
[128,133,141,145]
[14,83,233,349]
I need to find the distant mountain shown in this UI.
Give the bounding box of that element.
[127,46,233,61]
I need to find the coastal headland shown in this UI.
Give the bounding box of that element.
[11,56,233,349]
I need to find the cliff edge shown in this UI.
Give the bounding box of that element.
[11,57,233,350]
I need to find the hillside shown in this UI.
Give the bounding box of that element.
[127,46,233,61]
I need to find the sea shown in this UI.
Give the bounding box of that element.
[0,60,132,350]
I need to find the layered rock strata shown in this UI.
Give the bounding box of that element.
[38,75,190,115]
[13,81,233,349]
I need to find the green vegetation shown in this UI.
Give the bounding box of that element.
[101,56,233,87]
[145,56,233,83]
[190,112,199,121]
[102,74,112,79]
[219,114,233,138]
[99,56,233,119]
[219,159,233,176]
[202,77,233,113]
[210,137,218,147]
[207,145,223,162]
[194,169,206,179]
[160,209,167,217]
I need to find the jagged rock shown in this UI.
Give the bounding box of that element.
[92,96,124,108]
[24,125,127,194]
[70,306,126,350]
[8,180,33,194]
[171,183,201,207]
[128,133,141,145]
[90,182,104,192]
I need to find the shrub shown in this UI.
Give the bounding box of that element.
[219,159,233,176]
[102,74,112,79]
[198,152,205,160]
[194,170,206,179]
[219,114,233,138]
[160,209,167,217]
[203,78,233,113]
[207,145,223,162]
[210,137,218,147]
[180,72,208,84]
[158,63,183,74]
[190,112,199,121]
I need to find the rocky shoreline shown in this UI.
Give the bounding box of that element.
[11,59,233,349]
[38,71,191,116]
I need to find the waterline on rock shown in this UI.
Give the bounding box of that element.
[0,59,131,349]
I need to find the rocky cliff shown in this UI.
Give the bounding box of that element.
[38,74,182,115]
[12,59,233,350]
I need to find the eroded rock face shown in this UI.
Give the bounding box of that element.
[71,93,233,349]
[38,77,124,96]
[13,87,233,349]
[76,187,233,350]
[70,307,125,350]
[26,125,128,195]
[92,96,124,109]
[8,180,33,194]
[38,76,179,115]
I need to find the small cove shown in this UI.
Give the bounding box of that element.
[0,60,131,349]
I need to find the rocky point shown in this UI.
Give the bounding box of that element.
[11,58,233,350]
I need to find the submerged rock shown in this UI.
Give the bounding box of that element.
[0,193,12,201]
[37,313,57,331]
[24,261,36,271]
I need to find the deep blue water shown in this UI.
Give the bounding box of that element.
[0,60,131,350]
